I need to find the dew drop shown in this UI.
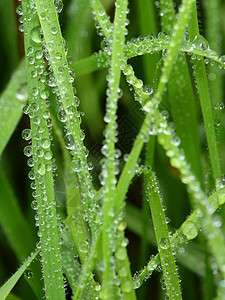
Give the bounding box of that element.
[31,26,42,44]
[40,90,49,100]
[24,269,33,279]
[51,27,58,34]
[38,163,46,175]
[57,110,67,122]
[159,237,170,250]
[42,139,51,149]
[115,247,126,260]
[22,129,31,141]
[182,221,198,240]
[121,281,133,293]
[64,133,75,150]
[24,145,33,157]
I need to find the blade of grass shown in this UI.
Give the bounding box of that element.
[71,35,225,77]
[145,169,182,299]
[160,0,203,184]
[0,168,43,298]
[99,0,130,297]
[204,0,222,107]
[22,1,65,298]
[90,3,138,298]
[188,3,221,184]
[0,59,27,156]
[0,168,35,261]
[0,250,39,300]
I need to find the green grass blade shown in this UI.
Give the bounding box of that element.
[71,36,224,77]
[204,0,222,107]
[160,0,203,184]
[188,3,221,183]
[0,168,35,260]
[0,168,43,298]
[100,0,128,297]
[145,169,182,299]
[0,250,39,300]
[0,60,27,156]
[22,1,65,298]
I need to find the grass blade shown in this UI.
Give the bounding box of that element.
[100,0,129,296]
[0,60,27,156]
[145,169,182,298]
[188,3,221,183]
[22,1,65,298]
[160,0,203,184]
[0,168,35,260]
[0,250,39,300]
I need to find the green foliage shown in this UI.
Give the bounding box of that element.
[0,0,225,299]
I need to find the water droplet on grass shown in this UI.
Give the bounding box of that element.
[24,145,33,157]
[31,26,42,43]
[22,129,31,141]
[159,237,170,249]
[182,221,198,240]
[24,269,33,279]
[121,281,133,293]
[65,133,75,150]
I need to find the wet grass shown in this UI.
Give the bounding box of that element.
[0,0,225,299]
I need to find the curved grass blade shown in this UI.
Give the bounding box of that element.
[0,250,39,300]
[72,35,225,77]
